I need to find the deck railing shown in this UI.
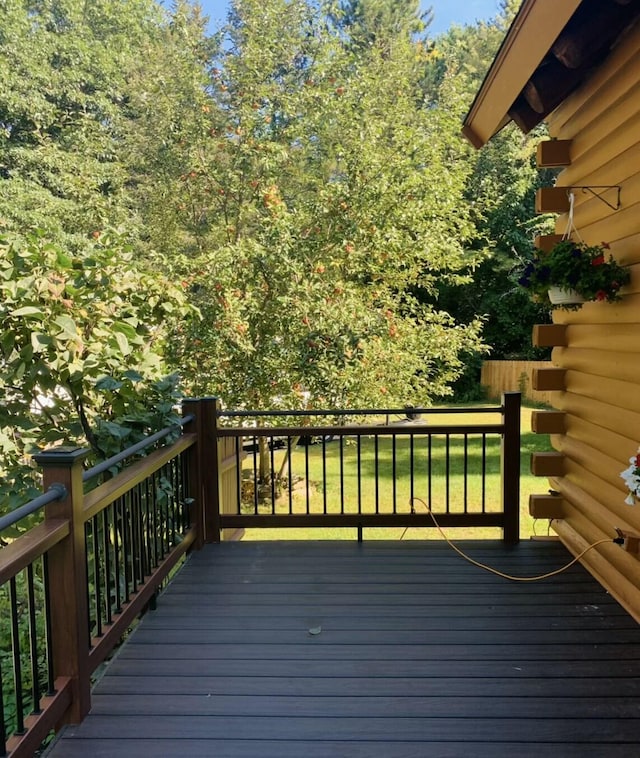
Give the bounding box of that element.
[212,392,521,543]
[0,416,201,757]
[0,392,520,755]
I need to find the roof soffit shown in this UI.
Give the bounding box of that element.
[463,0,583,147]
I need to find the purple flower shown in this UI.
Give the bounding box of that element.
[537,265,551,282]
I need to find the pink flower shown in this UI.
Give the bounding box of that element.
[591,255,605,266]
[596,290,607,301]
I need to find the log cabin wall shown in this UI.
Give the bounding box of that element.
[531,17,640,620]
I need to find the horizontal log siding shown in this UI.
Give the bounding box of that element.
[481,361,554,405]
[540,19,640,619]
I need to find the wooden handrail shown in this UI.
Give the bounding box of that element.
[82,433,196,521]
[0,519,69,585]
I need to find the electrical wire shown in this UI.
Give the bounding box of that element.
[409,497,616,582]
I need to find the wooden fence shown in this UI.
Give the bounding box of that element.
[481,361,554,405]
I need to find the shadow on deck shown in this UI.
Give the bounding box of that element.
[46,539,640,757]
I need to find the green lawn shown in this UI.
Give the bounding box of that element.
[241,405,555,541]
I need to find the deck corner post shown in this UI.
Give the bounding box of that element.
[34,446,92,725]
[198,397,222,542]
[182,398,207,550]
[183,397,222,543]
[501,392,521,545]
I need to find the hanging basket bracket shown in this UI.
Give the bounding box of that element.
[566,185,621,211]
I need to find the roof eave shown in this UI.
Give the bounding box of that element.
[462,0,583,148]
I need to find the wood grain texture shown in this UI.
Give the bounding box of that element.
[45,540,640,756]
[514,8,640,626]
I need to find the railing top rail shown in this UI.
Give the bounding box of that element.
[220,405,502,419]
[216,423,506,437]
[82,413,195,483]
[0,484,66,533]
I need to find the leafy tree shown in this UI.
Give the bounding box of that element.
[0,230,192,512]
[421,2,553,399]
[0,1,207,514]
[0,0,171,248]
[166,0,485,413]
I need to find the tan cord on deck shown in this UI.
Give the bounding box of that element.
[409,497,616,582]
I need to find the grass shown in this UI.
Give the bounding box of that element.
[240,404,555,541]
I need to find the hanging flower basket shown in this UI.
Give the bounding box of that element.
[517,240,630,309]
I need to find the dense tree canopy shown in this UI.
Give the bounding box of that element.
[0,0,546,510]
[159,0,487,410]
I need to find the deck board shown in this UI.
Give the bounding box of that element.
[46,540,640,757]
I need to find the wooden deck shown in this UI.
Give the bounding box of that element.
[46,539,640,757]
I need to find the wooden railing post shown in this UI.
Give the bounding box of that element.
[183,397,221,543]
[33,446,91,725]
[206,398,222,542]
[182,398,206,550]
[501,392,521,545]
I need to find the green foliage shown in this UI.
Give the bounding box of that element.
[0,230,192,513]
[161,0,485,412]
[0,0,168,248]
[422,9,556,390]
[517,239,630,307]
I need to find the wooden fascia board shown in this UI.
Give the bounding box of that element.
[463,0,583,148]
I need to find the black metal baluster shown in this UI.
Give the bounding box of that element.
[147,478,158,571]
[322,435,327,514]
[374,434,379,514]
[26,565,41,714]
[287,437,293,514]
[464,434,469,514]
[9,576,25,735]
[428,434,433,512]
[141,480,151,579]
[185,450,193,531]
[169,461,178,548]
[127,490,138,595]
[113,497,122,613]
[339,435,345,514]
[84,522,94,638]
[0,641,6,753]
[482,433,487,513]
[445,434,451,513]
[235,440,242,515]
[269,435,276,513]
[392,434,397,513]
[305,439,310,514]
[357,435,362,515]
[176,454,186,533]
[102,507,112,626]
[159,469,169,558]
[252,436,259,515]
[92,515,102,637]
[42,555,56,696]
[122,491,131,603]
[410,433,415,511]
[135,482,145,583]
